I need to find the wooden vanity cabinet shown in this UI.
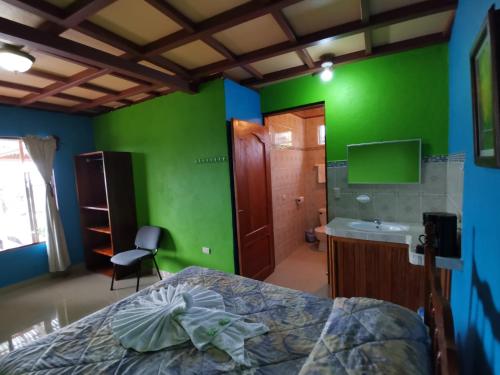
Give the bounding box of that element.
[327,236,450,311]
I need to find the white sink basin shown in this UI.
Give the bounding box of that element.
[348,220,409,232]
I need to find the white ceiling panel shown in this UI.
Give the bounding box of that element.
[166,0,250,23]
[372,11,453,47]
[306,33,366,60]
[213,14,289,55]
[369,0,427,15]
[283,0,360,36]
[162,40,225,69]
[250,52,304,75]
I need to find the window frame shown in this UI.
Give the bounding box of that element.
[0,137,47,252]
[318,124,326,145]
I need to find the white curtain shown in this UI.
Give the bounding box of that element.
[23,136,71,272]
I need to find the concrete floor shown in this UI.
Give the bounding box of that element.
[0,266,163,358]
[265,242,329,298]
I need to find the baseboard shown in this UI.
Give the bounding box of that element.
[0,263,87,294]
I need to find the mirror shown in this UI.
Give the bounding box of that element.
[347,139,421,184]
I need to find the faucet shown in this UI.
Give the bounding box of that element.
[373,218,382,225]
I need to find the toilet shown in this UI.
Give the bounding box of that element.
[314,208,327,251]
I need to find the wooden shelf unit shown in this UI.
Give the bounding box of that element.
[74,151,137,278]
[92,246,113,257]
[81,204,109,211]
[87,226,112,234]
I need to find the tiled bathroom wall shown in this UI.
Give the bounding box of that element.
[327,154,465,224]
[303,117,327,231]
[267,113,326,264]
[446,153,465,221]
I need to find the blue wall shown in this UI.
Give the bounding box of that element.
[0,105,94,288]
[224,79,262,124]
[449,1,500,374]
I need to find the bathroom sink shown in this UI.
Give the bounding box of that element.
[347,220,409,232]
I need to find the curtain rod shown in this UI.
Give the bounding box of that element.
[1,135,61,150]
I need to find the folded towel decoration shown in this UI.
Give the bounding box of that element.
[112,284,269,366]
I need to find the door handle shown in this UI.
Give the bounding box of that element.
[238,209,245,214]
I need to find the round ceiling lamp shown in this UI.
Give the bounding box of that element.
[0,45,35,73]
[319,54,334,82]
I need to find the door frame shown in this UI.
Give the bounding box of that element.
[262,101,329,259]
[228,101,328,276]
[228,119,275,278]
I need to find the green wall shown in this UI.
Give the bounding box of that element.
[260,44,449,161]
[93,80,235,273]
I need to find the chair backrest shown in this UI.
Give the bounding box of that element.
[135,226,161,251]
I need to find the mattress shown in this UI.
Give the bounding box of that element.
[0,266,430,374]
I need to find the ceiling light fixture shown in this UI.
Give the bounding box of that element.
[319,54,334,82]
[0,45,35,73]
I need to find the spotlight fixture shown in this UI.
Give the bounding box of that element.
[0,45,35,73]
[319,54,334,82]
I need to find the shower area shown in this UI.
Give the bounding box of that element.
[264,104,328,297]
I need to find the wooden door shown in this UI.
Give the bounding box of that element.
[231,119,275,280]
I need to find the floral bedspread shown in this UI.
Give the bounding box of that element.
[0,267,430,374]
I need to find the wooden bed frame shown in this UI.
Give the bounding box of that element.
[423,222,460,375]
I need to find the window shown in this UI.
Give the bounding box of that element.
[318,124,326,145]
[0,139,46,251]
[274,130,293,147]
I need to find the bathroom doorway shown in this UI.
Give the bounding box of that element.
[263,103,329,298]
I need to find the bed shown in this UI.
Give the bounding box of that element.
[0,224,457,374]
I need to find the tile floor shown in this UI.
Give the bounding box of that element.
[0,245,329,358]
[0,266,163,358]
[265,242,329,298]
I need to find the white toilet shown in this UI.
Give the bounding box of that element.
[314,208,327,251]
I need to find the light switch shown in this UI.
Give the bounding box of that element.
[202,247,211,255]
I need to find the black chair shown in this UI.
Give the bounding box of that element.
[110,226,162,292]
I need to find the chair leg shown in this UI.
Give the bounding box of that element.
[136,262,141,292]
[110,265,116,291]
[153,257,162,280]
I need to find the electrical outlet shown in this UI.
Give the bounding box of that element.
[202,246,211,255]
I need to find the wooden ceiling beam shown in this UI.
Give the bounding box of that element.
[296,49,315,69]
[271,10,297,42]
[69,83,163,113]
[1,0,114,28]
[0,80,43,94]
[192,0,458,77]
[241,33,448,87]
[0,94,97,114]
[0,79,97,103]
[72,21,191,79]
[242,65,263,80]
[1,0,66,24]
[21,68,108,104]
[443,10,456,39]
[26,68,132,102]
[145,0,262,80]
[4,0,192,79]
[142,0,303,56]
[5,6,186,104]
[271,10,315,69]
[63,0,117,28]
[145,0,196,33]
[360,0,372,55]
[0,17,194,92]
